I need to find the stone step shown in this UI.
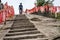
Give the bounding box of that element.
[15,18,28,19]
[4,38,48,40]
[15,19,29,20]
[15,16,27,19]
[13,19,29,21]
[11,25,35,29]
[3,15,49,40]
[15,17,28,19]
[4,33,46,40]
[9,28,37,33]
[14,21,30,23]
[10,28,37,31]
[5,25,35,30]
[7,30,37,33]
[15,16,27,18]
[15,16,28,18]
[14,21,31,22]
[14,21,30,22]
[14,19,29,21]
[7,19,29,21]
[13,23,34,25]
[6,31,40,36]
[11,28,36,30]
[13,25,35,27]
[13,24,34,26]
[13,22,33,24]
[13,21,33,23]
[21,38,48,40]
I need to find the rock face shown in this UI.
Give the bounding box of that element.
[26,14,60,40]
[3,15,48,40]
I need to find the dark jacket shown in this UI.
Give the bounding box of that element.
[19,5,23,10]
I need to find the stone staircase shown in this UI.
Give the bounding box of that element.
[3,15,48,40]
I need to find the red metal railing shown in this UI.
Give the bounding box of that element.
[0,2,14,23]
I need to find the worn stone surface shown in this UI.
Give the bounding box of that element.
[0,14,60,40]
[26,14,60,40]
[3,15,48,40]
[0,16,16,40]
